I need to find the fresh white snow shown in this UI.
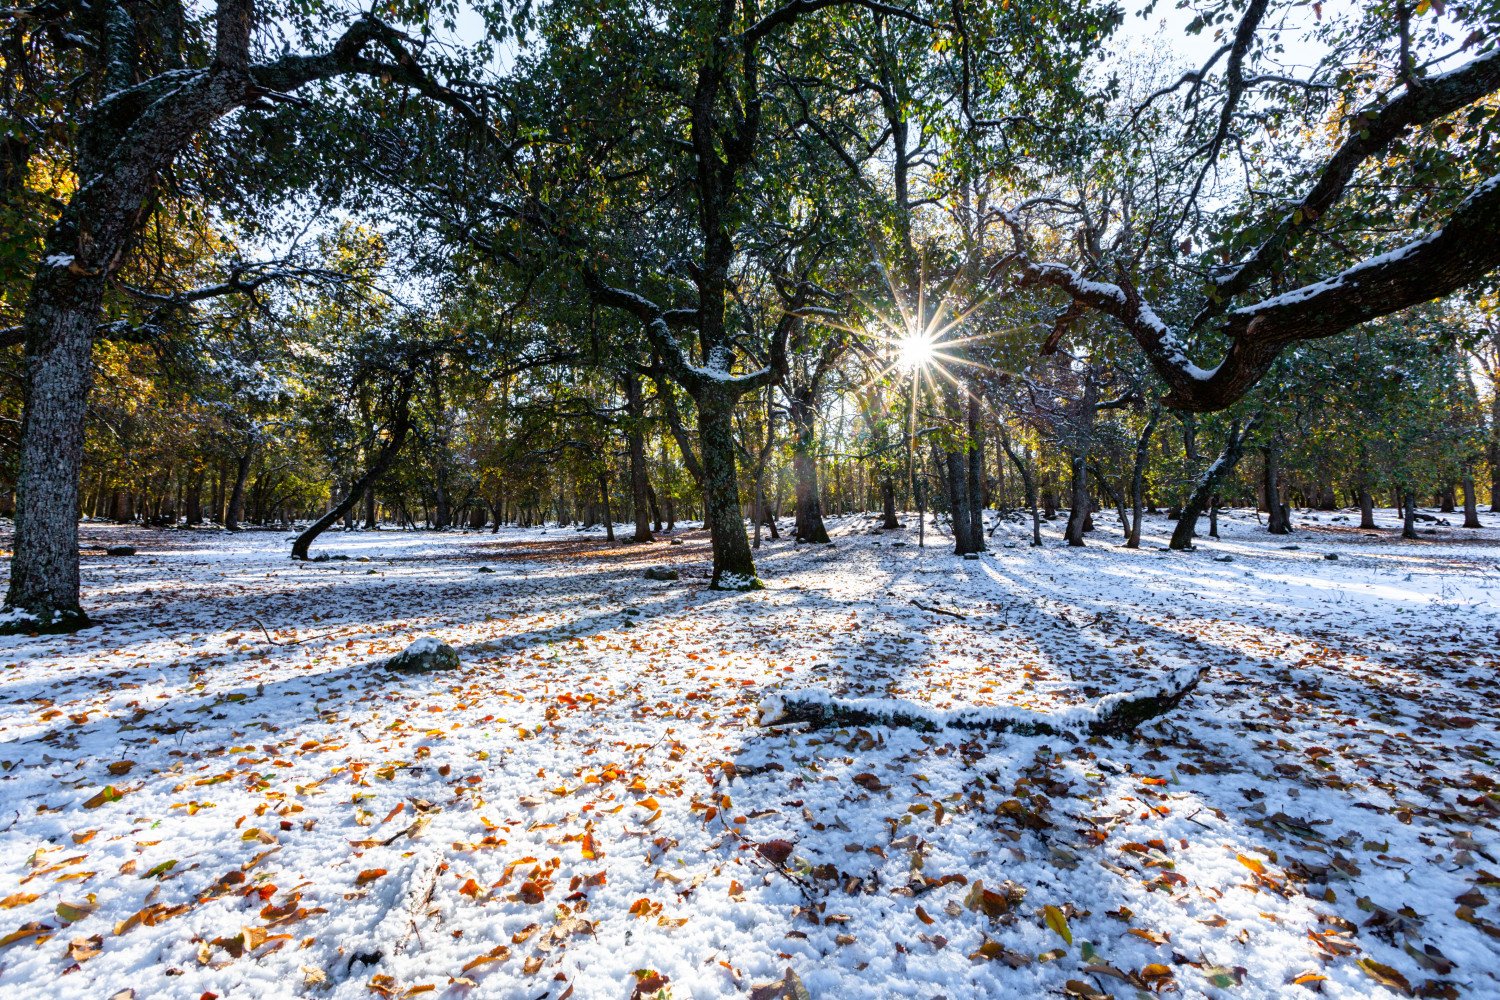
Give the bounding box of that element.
[1,509,1497,999]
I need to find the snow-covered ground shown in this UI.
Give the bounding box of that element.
[1,508,1498,1000]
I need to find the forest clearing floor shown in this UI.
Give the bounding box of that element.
[1,508,1499,1000]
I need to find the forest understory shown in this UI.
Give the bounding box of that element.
[1,510,1497,1000]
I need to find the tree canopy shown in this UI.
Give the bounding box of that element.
[1,0,1498,626]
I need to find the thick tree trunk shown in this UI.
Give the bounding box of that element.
[111,489,132,524]
[1359,482,1377,529]
[363,480,378,529]
[697,392,758,588]
[1171,417,1257,550]
[2,275,102,629]
[1401,488,1419,540]
[947,448,980,554]
[881,476,898,529]
[186,472,204,527]
[790,394,830,544]
[1263,445,1292,534]
[1461,472,1482,528]
[1064,454,1089,547]
[433,472,451,530]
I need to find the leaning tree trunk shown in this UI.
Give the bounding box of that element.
[999,428,1041,547]
[293,385,415,560]
[1092,465,1128,541]
[697,390,759,588]
[1171,417,1257,551]
[224,443,255,532]
[1127,408,1160,549]
[647,483,664,534]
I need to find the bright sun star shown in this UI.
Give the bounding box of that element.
[895,332,935,370]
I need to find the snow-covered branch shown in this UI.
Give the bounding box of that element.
[760,665,1209,739]
[1196,48,1500,330]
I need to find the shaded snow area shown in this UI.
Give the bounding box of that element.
[2,509,1499,1000]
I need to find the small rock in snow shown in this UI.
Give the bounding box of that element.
[105,545,137,556]
[643,567,679,581]
[385,638,460,673]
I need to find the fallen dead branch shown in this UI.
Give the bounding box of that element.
[758,665,1208,739]
[911,599,968,618]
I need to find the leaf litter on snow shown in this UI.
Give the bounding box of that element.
[0,510,1496,998]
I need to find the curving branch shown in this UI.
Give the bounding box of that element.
[741,0,932,45]
[1194,48,1500,330]
[1016,171,1500,412]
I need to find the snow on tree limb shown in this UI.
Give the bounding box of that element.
[1195,48,1500,331]
[758,665,1209,739]
[1010,170,1500,413]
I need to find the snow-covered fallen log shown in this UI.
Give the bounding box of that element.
[757,664,1208,739]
